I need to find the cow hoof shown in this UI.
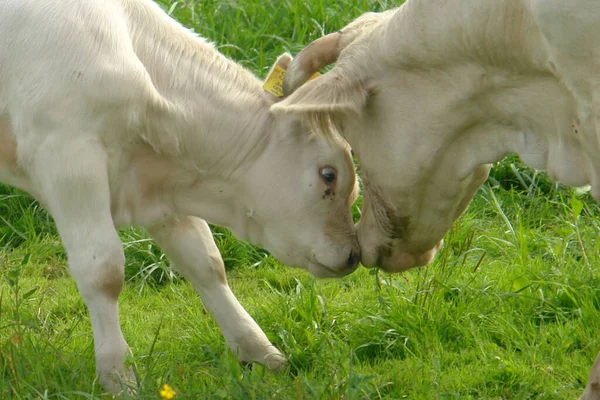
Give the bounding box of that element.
[99,367,137,396]
[237,344,286,372]
[263,350,287,371]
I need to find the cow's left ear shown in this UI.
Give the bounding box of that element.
[263,53,293,100]
[270,71,368,116]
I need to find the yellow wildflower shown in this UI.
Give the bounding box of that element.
[159,383,176,400]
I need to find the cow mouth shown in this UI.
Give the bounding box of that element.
[376,240,444,273]
[308,256,354,278]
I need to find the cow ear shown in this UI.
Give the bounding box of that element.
[270,72,368,116]
[263,53,293,100]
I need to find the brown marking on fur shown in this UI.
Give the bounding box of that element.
[322,188,335,199]
[388,215,410,240]
[209,254,228,284]
[93,252,125,300]
[99,271,124,300]
[362,172,410,240]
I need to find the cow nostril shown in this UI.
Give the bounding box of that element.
[347,250,360,269]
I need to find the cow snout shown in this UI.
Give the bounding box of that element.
[309,245,361,278]
[347,249,360,270]
[379,240,443,273]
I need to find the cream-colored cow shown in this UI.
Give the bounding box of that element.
[274,0,600,398]
[0,0,360,393]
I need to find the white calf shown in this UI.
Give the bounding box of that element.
[0,0,360,393]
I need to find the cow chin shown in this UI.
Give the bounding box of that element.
[378,240,444,273]
[306,249,360,278]
[307,260,356,278]
[265,243,360,279]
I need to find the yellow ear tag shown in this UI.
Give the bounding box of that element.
[308,71,321,81]
[263,65,286,97]
[263,66,321,98]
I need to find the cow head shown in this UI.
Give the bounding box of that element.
[271,8,497,273]
[234,54,361,279]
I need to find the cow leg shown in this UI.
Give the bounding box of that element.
[28,138,132,394]
[149,216,286,370]
[582,352,600,400]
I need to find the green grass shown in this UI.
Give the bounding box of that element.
[1,1,600,399]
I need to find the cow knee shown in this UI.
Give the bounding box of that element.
[206,254,227,284]
[70,244,125,301]
[171,251,227,287]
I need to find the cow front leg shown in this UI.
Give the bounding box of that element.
[149,216,286,370]
[582,351,600,400]
[29,139,133,394]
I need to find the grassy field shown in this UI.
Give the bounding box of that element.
[1,0,600,399]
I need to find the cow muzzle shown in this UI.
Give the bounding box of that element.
[309,247,361,278]
[375,240,444,273]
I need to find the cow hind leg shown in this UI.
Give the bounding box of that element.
[28,136,133,394]
[149,216,286,370]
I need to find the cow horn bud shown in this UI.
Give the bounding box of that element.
[282,32,341,96]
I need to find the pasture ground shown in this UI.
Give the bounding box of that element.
[1,0,599,398]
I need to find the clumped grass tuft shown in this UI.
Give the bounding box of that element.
[1,1,599,399]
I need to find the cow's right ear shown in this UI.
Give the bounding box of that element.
[270,71,368,117]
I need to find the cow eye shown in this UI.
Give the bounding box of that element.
[319,166,337,184]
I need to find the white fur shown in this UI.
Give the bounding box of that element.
[0,0,360,393]
[274,1,600,398]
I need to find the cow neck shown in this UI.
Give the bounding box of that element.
[119,0,277,236]
[480,69,592,189]
[125,0,273,178]
[386,0,597,193]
